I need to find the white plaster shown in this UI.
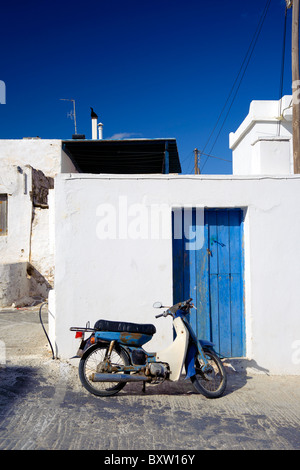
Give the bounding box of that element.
[0,139,78,177]
[60,148,78,174]
[30,204,54,287]
[0,139,77,307]
[0,139,62,177]
[0,164,32,264]
[0,262,29,307]
[230,96,293,175]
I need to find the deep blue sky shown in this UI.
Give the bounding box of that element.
[0,0,294,174]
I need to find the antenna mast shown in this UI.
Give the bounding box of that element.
[60,98,77,135]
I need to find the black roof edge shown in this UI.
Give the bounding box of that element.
[61,138,181,174]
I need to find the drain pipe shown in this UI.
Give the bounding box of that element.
[39,302,56,360]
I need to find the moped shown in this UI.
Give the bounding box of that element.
[70,298,227,398]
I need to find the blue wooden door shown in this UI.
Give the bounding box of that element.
[172,208,245,358]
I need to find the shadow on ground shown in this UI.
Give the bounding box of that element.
[0,366,47,424]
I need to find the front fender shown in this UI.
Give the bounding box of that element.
[185,343,197,379]
[200,339,214,349]
[184,341,216,379]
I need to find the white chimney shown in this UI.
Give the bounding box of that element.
[92,116,97,140]
[91,107,98,140]
[98,122,103,140]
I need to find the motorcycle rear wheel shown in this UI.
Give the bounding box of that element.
[191,349,227,398]
[79,343,130,397]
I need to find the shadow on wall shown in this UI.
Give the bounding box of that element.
[0,261,52,308]
[220,358,270,397]
[26,263,52,306]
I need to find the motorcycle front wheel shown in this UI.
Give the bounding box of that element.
[79,343,130,397]
[191,349,227,398]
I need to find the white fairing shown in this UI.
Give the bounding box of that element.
[156,317,189,381]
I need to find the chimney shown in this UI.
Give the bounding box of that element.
[90,108,98,140]
[98,122,103,140]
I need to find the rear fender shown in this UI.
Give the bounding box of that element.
[76,335,95,357]
[80,339,133,369]
[78,336,109,357]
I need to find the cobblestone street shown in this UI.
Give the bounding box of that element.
[0,307,300,451]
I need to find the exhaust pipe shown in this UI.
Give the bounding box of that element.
[91,373,150,383]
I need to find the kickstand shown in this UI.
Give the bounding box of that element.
[142,381,146,393]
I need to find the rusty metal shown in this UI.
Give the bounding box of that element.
[90,373,150,383]
[119,332,143,344]
[107,340,115,357]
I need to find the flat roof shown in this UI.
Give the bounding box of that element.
[62,138,181,174]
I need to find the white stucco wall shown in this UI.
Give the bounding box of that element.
[30,196,55,289]
[0,139,78,177]
[0,164,32,263]
[50,173,300,375]
[0,139,77,306]
[230,96,293,175]
[0,163,55,306]
[0,164,33,306]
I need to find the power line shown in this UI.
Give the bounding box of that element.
[200,0,272,172]
[188,150,231,174]
[279,7,289,100]
[278,4,289,136]
[201,152,231,163]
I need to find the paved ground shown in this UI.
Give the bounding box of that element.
[0,306,300,451]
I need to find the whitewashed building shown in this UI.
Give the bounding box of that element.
[0,135,179,308]
[48,96,300,375]
[1,97,300,375]
[230,95,293,175]
[0,138,78,307]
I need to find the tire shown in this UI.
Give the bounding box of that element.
[79,343,130,397]
[190,348,227,398]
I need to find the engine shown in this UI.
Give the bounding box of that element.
[148,362,169,381]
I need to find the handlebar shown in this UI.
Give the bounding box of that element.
[155,298,193,319]
[155,313,165,319]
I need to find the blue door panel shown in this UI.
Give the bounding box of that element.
[172,208,245,358]
[230,273,244,356]
[218,274,231,357]
[172,210,184,304]
[210,274,220,350]
[196,218,210,341]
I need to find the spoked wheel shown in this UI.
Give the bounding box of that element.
[79,343,130,397]
[190,349,227,398]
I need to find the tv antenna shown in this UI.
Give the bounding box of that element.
[60,98,77,134]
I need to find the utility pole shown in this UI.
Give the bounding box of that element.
[194,148,200,174]
[287,0,300,173]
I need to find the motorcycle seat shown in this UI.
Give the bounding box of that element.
[94,319,156,336]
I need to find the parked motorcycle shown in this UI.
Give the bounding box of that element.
[70,298,227,398]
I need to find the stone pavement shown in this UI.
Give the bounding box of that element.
[0,306,300,451]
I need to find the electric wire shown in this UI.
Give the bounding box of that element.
[180,150,195,174]
[201,152,231,163]
[186,151,231,174]
[277,5,289,136]
[199,0,272,173]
